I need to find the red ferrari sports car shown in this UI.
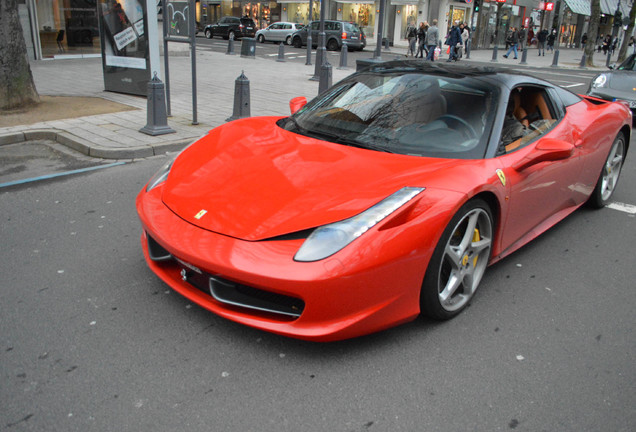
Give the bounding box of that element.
[137,62,631,341]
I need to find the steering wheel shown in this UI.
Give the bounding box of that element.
[437,114,478,139]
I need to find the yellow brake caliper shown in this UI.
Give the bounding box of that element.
[472,229,480,267]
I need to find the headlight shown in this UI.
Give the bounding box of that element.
[294,187,424,262]
[145,159,173,192]
[592,74,608,88]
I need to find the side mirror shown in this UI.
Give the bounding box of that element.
[513,138,574,171]
[289,96,307,115]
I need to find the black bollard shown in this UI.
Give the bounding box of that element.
[226,71,250,122]
[551,50,560,68]
[579,52,587,69]
[140,73,175,136]
[277,42,285,62]
[383,38,390,51]
[491,45,498,62]
[338,41,348,69]
[226,37,235,55]
[519,48,528,65]
[318,62,332,95]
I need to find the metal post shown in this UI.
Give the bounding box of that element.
[226,71,251,122]
[305,0,313,65]
[579,51,587,69]
[277,42,286,62]
[319,62,332,94]
[139,74,176,136]
[551,0,565,68]
[374,0,386,60]
[227,36,235,55]
[519,47,528,65]
[189,0,197,125]
[163,8,171,116]
[491,45,498,62]
[338,41,348,69]
[310,0,326,81]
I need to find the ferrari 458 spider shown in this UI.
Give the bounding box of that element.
[137,61,631,341]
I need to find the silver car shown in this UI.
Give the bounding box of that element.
[588,53,636,114]
[256,22,304,45]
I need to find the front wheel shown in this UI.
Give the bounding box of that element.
[257,34,265,43]
[205,29,212,39]
[588,132,626,208]
[420,199,493,320]
[286,35,292,45]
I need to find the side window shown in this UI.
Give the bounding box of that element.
[335,22,342,31]
[501,86,559,153]
[284,24,292,30]
[311,22,319,30]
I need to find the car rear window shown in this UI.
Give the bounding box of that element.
[241,18,255,26]
[344,22,361,33]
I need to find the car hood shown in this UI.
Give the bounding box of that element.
[606,71,636,98]
[161,117,463,241]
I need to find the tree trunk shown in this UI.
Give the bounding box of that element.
[585,0,602,67]
[0,0,39,111]
[617,0,636,63]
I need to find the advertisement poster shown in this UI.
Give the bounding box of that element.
[98,0,150,96]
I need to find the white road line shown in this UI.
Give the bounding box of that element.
[607,202,636,215]
[562,83,585,88]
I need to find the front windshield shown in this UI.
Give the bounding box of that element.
[285,70,495,159]
[618,55,636,71]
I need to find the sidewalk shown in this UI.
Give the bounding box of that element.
[0,46,612,159]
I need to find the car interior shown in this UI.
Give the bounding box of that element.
[502,86,558,153]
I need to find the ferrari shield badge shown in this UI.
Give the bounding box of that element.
[194,209,208,219]
[496,169,506,186]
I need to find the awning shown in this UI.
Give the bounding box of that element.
[390,0,418,4]
[564,0,591,16]
[600,0,631,17]
[336,0,376,3]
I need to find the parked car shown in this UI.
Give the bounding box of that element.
[256,22,304,45]
[291,20,366,51]
[204,16,256,40]
[587,53,636,114]
[137,61,630,341]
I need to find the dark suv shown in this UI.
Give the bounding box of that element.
[291,20,366,51]
[204,17,256,40]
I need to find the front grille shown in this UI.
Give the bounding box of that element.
[147,233,304,319]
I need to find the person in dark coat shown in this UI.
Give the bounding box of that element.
[503,27,520,59]
[416,22,428,58]
[547,29,556,52]
[445,20,462,62]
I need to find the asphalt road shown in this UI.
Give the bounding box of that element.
[1,71,635,430]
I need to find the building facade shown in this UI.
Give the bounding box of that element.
[16,0,635,60]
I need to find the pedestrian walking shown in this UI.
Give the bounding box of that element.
[537,28,548,56]
[445,20,462,62]
[405,22,417,57]
[425,19,439,61]
[546,29,556,52]
[416,22,428,58]
[458,23,469,59]
[503,27,520,59]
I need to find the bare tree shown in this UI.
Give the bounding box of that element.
[618,0,636,63]
[0,0,39,110]
[585,0,602,67]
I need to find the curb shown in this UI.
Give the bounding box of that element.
[0,129,193,159]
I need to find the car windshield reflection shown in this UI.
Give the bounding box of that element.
[285,71,495,159]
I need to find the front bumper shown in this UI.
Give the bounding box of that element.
[136,187,430,342]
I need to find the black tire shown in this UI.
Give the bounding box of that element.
[257,34,265,43]
[326,38,339,51]
[292,36,302,48]
[588,132,626,208]
[420,199,494,320]
[286,35,293,45]
[205,29,212,39]
[228,31,235,41]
